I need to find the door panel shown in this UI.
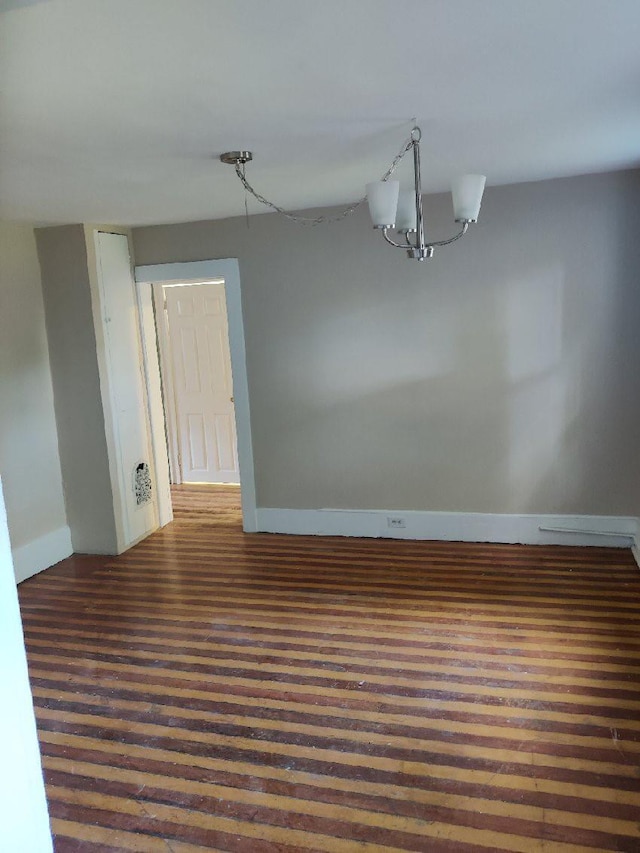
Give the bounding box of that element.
[164,282,240,483]
[179,327,201,394]
[214,413,237,471]
[186,412,208,471]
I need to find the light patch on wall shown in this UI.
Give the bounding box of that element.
[505,266,564,381]
[283,302,456,406]
[504,264,572,507]
[508,369,569,508]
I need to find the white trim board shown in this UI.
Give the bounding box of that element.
[12,525,73,584]
[256,508,638,549]
[629,518,640,569]
[137,281,174,525]
[134,259,257,532]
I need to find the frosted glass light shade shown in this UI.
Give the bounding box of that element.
[452,174,486,222]
[395,190,418,232]
[366,180,400,227]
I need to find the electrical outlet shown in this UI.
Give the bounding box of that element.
[387,516,406,529]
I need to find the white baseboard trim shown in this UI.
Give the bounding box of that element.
[630,518,640,569]
[256,508,638,549]
[13,525,73,584]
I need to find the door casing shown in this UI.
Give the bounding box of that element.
[134,259,257,532]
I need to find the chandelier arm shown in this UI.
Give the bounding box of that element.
[428,221,470,248]
[381,228,409,249]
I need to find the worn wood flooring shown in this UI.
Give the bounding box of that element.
[170,483,242,523]
[18,485,640,851]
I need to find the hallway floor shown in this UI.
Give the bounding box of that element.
[170,483,242,525]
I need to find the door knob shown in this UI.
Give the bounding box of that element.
[230,396,234,403]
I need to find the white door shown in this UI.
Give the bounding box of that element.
[95,232,158,547]
[164,282,240,483]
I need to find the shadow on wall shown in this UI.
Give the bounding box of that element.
[257,264,582,514]
[567,171,640,517]
[256,271,511,512]
[500,173,640,517]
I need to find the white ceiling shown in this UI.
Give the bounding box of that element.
[2,0,640,226]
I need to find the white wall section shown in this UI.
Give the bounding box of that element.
[0,476,53,851]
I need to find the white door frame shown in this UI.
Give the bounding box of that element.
[134,259,257,532]
[152,282,182,485]
[135,281,174,528]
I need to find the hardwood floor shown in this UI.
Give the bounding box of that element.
[170,484,242,523]
[18,491,640,851]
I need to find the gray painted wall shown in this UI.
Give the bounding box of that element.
[0,222,67,551]
[133,170,640,517]
[36,225,118,553]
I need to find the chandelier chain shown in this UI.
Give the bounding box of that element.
[234,133,414,226]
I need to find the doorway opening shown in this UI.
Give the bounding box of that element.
[155,279,240,521]
[134,258,257,533]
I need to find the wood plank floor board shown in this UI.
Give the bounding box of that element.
[18,484,640,851]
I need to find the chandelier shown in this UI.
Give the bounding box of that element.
[220,126,486,261]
